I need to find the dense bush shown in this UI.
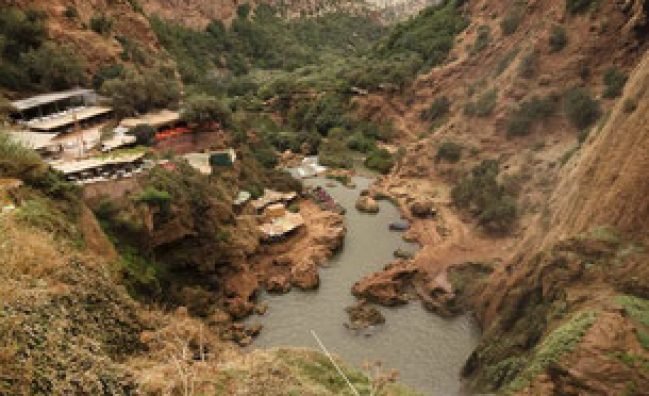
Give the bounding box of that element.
[92,64,124,89]
[500,6,524,36]
[64,6,79,19]
[319,128,353,169]
[365,148,395,174]
[129,124,156,145]
[90,14,113,36]
[436,141,462,163]
[549,25,567,52]
[517,50,538,79]
[566,0,596,14]
[506,95,558,137]
[378,1,468,69]
[465,89,498,117]
[602,67,628,98]
[21,42,86,90]
[181,94,233,129]
[471,25,491,54]
[100,67,181,117]
[563,87,600,129]
[421,96,450,121]
[135,187,171,210]
[451,160,517,234]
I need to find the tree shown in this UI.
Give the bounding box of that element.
[101,66,181,117]
[130,124,156,145]
[21,42,86,90]
[181,94,232,130]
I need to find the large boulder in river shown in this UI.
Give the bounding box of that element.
[290,258,320,289]
[355,195,379,214]
[345,300,386,330]
[352,261,419,306]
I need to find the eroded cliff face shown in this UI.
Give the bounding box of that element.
[467,50,649,395]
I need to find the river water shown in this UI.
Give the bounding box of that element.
[247,176,480,395]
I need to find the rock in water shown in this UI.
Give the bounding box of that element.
[290,258,320,289]
[345,300,386,330]
[355,195,379,213]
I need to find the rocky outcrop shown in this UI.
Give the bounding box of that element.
[290,258,320,289]
[351,261,418,306]
[355,195,380,213]
[345,300,386,330]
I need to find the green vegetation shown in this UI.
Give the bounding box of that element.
[603,67,628,98]
[615,295,649,345]
[506,95,558,137]
[549,25,568,52]
[90,13,113,35]
[64,5,79,19]
[451,160,518,234]
[471,25,491,54]
[365,148,395,174]
[465,89,498,117]
[181,94,233,129]
[495,48,519,76]
[135,187,172,209]
[518,50,538,79]
[507,311,597,391]
[100,66,181,117]
[129,124,156,146]
[500,4,525,35]
[566,0,597,14]
[420,96,450,122]
[0,7,86,91]
[563,87,600,129]
[436,141,462,163]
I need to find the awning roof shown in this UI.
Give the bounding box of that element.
[120,110,181,129]
[11,88,94,112]
[51,152,146,175]
[27,106,113,132]
[6,130,59,150]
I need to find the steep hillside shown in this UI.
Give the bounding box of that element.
[349,0,649,394]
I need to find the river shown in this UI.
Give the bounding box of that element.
[247,176,480,395]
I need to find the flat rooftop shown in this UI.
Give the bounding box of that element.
[120,110,181,129]
[27,106,112,132]
[6,130,59,150]
[51,152,146,175]
[11,88,94,112]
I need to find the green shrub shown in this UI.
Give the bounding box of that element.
[90,14,113,35]
[500,6,524,35]
[603,67,628,98]
[21,42,86,90]
[549,25,567,52]
[0,132,48,181]
[518,50,538,79]
[495,48,519,76]
[130,124,156,146]
[64,6,79,19]
[451,160,517,233]
[365,148,395,174]
[471,25,491,54]
[319,128,353,169]
[436,141,462,163]
[421,96,450,121]
[623,98,637,113]
[101,67,181,117]
[506,95,558,137]
[563,87,600,129]
[347,133,376,153]
[181,94,233,129]
[465,88,498,117]
[135,187,172,209]
[566,0,596,14]
[92,64,124,89]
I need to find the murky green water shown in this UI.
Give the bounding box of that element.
[247,176,480,395]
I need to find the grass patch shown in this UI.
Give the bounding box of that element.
[615,295,649,327]
[471,25,491,54]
